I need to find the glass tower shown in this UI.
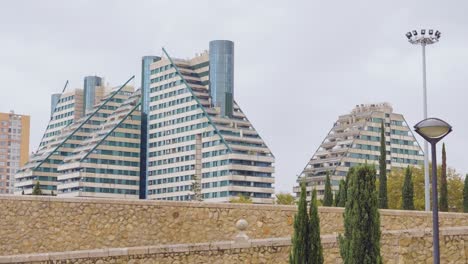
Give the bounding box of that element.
[140,56,161,199]
[209,40,234,117]
[50,94,61,116]
[83,76,102,113]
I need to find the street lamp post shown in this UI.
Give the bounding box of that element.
[406,29,441,211]
[414,118,452,264]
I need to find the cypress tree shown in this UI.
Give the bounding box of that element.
[339,168,354,208]
[32,181,42,196]
[338,179,346,207]
[290,183,309,263]
[309,189,324,264]
[439,143,448,212]
[402,166,415,210]
[339,165,382,264]
[463,174,468,213]
[323,172,333,206]
[334,187,341,207]
[378,121,388,209]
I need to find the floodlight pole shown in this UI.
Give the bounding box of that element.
[421,42,430,212]
[406,29,440,212]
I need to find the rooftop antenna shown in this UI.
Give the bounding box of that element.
[62,80,69,93]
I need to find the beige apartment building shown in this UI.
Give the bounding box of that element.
[15,76,140,197]
[16,41,275,203]
[294,103,424,200]
[144,40,275,203]
[0,111,30,194]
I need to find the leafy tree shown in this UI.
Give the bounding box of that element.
[32,181,42,195]
[339,165,382,264]
[439,143,448,212]
[276,193,296,205]
[447,172,464,212]
[323,172,333,206]
[402,166,415,210]
[388,167,424,210]
[337,179,347,207]
[290,183,309,264]
[309,189,324,263]
[378,121,388,209]
[464,175,468,213]
[388,166,464,211]
[229,194,252,204]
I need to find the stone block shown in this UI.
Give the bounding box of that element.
[108,247,128,257]
[127,246,149,255]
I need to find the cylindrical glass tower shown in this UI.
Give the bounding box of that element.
[209,40,234,117]
[83,76,102,113]
[50,93,61,116]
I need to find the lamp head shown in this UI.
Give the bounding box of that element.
[429,29,434,35]
[406,32,412,39]
[421,29,426,35]
[414,117,452,143]
[412,30,418,36]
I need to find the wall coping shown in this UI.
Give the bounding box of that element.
[383,226,468,237]
[1,195,468,217]
[0,226,468,263]
[0,237,292,263]
[2,227,467,263]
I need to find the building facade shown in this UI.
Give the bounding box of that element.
[15,77,139,196]
[0,111,30,194]
[144,40,275,203]
[56,87,141,198]
[16,40,275,203]
[294,103,424,200]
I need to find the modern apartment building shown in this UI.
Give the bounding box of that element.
[0,111,30,194]
[16,40,275,203]
[143,40,275,203]
[294,103,423,200]
[15,77,139,196]
[56,87,141,198]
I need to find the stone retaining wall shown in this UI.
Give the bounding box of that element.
[2,227,467,264]
[1,195,467,256]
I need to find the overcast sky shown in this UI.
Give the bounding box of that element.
[1,1,467,193]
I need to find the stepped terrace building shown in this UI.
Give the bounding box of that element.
[294,103,423,200]
[15,77,140,197]
[16,40,275,203]
[143,40,275,203]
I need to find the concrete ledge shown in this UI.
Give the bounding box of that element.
[0,238,291,262]
[379,208,468,218]
[0,194,298,211]
[2,226,468,263]
[2,195,468,218]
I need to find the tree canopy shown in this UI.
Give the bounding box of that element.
[32,181,42,196]
[387,166,465,212]
[229,194,252,204]
[276,193,296,205]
